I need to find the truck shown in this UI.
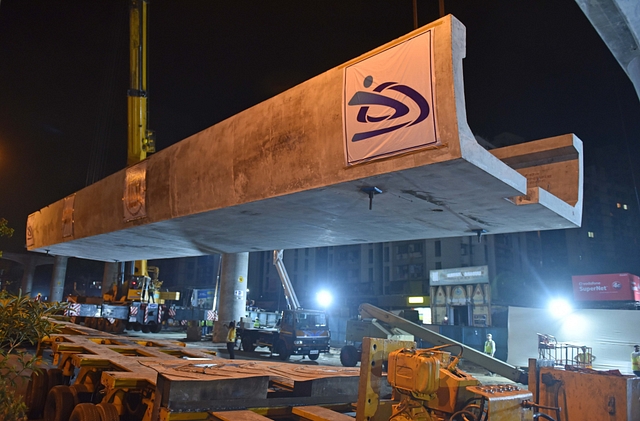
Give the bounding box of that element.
[66,265,180,334]
[166,288,218,326]
[237,250,331,360]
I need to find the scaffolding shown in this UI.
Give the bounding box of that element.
[537,333,594,368]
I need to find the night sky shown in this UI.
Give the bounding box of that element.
[0,0,639,255]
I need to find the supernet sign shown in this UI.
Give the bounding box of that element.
[342,30,439,165]
[572,273,640,301]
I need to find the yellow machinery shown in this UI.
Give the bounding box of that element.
[127,0,154,165]
[126,263,164,302]
[358,338,535,421]
[128,0,155,306]
[530,361,640,421]
[23,314,640,420]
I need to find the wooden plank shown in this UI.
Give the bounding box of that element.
[292,405,354,421]
[211,410,273,421]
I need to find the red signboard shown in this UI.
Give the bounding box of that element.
[572,273,640,301]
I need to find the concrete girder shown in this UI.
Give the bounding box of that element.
[26,15,583,262]
[1,251,54,267]
[0,252,55,295]
[575,0,640,101]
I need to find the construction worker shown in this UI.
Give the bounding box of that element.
[225,321,236,359]
[484,334,496,357]
[631,345,640,376]
[254,318,260,328]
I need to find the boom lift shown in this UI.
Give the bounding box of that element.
[273,249,301,310]
[237,250,331,360]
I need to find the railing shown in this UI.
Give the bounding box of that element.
[537,333,594,368]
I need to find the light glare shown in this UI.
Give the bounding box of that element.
[548,298,572,318]
[316,290,333,307]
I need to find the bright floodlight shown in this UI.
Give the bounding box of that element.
[548,298,572,318]
[316,290,333,307]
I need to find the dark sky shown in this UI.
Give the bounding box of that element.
[0,0,638,254]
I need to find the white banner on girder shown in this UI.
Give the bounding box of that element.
[123,161,147,222]
[26,214,35,248]
[343,30,439,165]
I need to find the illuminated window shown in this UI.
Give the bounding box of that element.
[408,296,424,304]
[623,204,628,210]
[617,203,621,208]
[588,231,595,238]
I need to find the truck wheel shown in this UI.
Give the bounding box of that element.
[276,339,290,361]
[150,322,162,333]
[132,323,142,332]
[141,324,151,333]
[308,353,320,361]
[47,368,64,391]
[69,403,100,421]
[69,384,93,405]
[96,402,119,421]
[25,370,48,419]
[44,385,74,421]
[112,319,126,334]
[242,336,255,352]
[96,318,106,331]
[340,345,360,367]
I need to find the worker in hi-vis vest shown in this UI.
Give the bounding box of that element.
[484,334,496,357]
[631,345,640,376]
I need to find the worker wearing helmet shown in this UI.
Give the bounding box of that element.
[631,345,640,376]
[484,334,496,357]
[225,321,236,359]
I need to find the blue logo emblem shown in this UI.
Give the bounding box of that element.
[347,75,430,142]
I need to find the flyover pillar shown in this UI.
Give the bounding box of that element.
[102,262,120,297]
[49,255,68,302]
[212,252,248,343]
[20,255,36,296]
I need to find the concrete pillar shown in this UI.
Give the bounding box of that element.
[49,255,68,303]
[20,256,36,296]
[212,252,248,343]
[102,262,119,297]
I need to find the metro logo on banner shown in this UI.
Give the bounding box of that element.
[343,30,438,165]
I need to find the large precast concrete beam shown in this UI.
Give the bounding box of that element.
[575,0,640,101]
[26,15,583,262]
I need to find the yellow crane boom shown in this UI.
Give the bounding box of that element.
[127,0,154,167]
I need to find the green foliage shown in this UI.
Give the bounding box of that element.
[0,218,13,259]
[0,219,13,238]
[0,291,65,420]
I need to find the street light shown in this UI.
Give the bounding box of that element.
[316,290,333,308]
[548,298,572,318]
